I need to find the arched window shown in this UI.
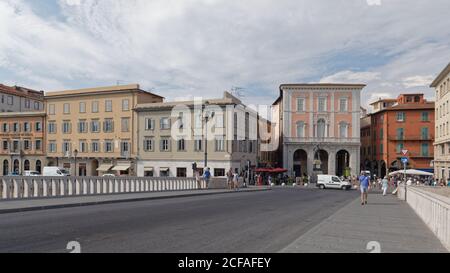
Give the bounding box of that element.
[339,122,349,138]
[317,119,326,138]
[296,122,305,138]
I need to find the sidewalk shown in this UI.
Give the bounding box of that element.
[281,191,448,253]
[0,187,270,214]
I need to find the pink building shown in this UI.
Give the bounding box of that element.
[274,83,365,178]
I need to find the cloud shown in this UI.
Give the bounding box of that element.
[402,75,435,88]
[0,0,449,108]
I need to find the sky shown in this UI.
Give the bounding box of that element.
[0,0,449,109]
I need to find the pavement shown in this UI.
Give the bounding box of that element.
[0,188,356,253]
[281,190,448,253]
[0,187,270,214]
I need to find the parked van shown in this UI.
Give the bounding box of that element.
[42,167,70,177]
[24,171,41,176]
[317,175,352,190]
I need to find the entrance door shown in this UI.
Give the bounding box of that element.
[79,163,87,177]
[294,165,302,178]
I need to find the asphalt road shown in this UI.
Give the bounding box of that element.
[0,188,357,253]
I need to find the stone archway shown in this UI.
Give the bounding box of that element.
[314,149,329,174]
[336,150,350,177]
[293,149,308,177]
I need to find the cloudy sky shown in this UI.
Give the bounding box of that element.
[0,0,449,108]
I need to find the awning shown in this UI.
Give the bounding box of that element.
[112,163,131,171]
[160,167,169,172]
[144,167,154,171]
[97,164,113,172]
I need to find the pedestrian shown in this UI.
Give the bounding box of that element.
[268,175,272,186]
[359,171,370,206]
[195,170,202,189]
[382,176,389,196]
[233,170,239,191]
[226,168,233,190]
[203,167,211,189]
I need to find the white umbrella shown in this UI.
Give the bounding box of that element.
[388,169,433,176]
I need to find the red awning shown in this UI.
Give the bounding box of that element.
[255,168,288,173]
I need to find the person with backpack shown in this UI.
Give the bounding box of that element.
[359,172,370,205]
[203,167,211,189]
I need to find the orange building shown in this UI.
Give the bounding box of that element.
[361,94,435,178]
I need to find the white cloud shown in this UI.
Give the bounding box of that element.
[0,0,449,107]
[402,75,435,88]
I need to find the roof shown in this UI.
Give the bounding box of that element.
[0,84,44,100]
[431,62,450,88]
[280,83,366,89]
[369,98,397,105]
[45,84,164,99]
[370,102,435,114]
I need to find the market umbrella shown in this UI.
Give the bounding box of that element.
[388,169,433,176]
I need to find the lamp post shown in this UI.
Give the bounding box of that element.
[73,149,78,177]
[203,108,214,169]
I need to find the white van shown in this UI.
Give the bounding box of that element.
[317,175,352,190]
[24,171,41,176]
[42,167,70,177]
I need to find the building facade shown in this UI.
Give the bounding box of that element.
[0,112,46,175]
[0,84,44,113]
[274,84,364,178]
[45,84,163,176]
[135,92,259,178]
[365,94,434,178]
[431,63,450,180]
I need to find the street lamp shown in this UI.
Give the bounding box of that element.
[73,149,78,177]
[203,107,215,169]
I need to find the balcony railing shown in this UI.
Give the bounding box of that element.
[284,137,360,144]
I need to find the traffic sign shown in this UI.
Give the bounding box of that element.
[402,150,408,156]
[401,157,408,164]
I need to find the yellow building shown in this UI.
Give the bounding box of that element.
[45,84,163,176]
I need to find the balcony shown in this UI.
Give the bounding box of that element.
[284,137,360,144]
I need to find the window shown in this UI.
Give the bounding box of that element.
[144,138,154,152]
[144,170,154,177]
[63,141,71,154]
[3,141,8,151]
[421,127,429,140]
[78,120,87,133]
[63,103,70,114]
[177,168,187,178]
[62,121,71,134]
[49,142,57,153]
[397,128,404,140]
[12,140,19,152]
[297,98,305,112]
[35,140,42,151]
[296,122,305,138]
[145,118,155,130]
[121,118,130,132]
[34,102,40,110]
[318,97,326,112]
[215,136,225,151]
[339,123,348,138]
[379,128,384,140]
[91,141,100,153]
[215,113,224,128]
[24,140,31,150]
[103,119,114,133]
[91,120,100,133]
[396,143,404,154]
[92,101,99,113]
[194,138,202,151]
[317,119,326,138]
[397,112,405,122]
[105,140,114,153]
[48,122,56,134]
[422,112,429,122]
[160,138,170,152]
[121,141,130,157]
[25,99,30,109]
[35,122,42,132]
[2,123,8,133]
[24,122,30,132]
[122,99,129,111]
[339,98,348,112]
[177,138,186,151]
[380,144,384,155]
[49,104,55,115]
[421,143,429,157]
[79,102,86,113]
[160,168,170,177]
[7,96,13,105]
[13,123,19,132]
[160,117,171,130]
[79,141,88,153]
[105,100,112,112]
[214,169,226,177]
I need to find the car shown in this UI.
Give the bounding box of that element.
[42,167,70,177]
[24,171,41,176]
[102,173,116,177]
[317,175,352,190]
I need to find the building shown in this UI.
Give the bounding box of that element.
[0,84,44,113]
[431,62,450,180]
[365,94,435,178]
[134,91,259,178]
[45,84,164,176]
[273,83,365,178]
[0,111,46,175]
[360,113,371,172]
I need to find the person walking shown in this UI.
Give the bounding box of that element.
[226,168,233,190]
[233,170,239,191]
[195,170,202,189]
[382,176,389,196]
[359,172,370,205]
[203,167,211,189]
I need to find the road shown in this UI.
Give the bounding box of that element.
[0,188,357,253]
